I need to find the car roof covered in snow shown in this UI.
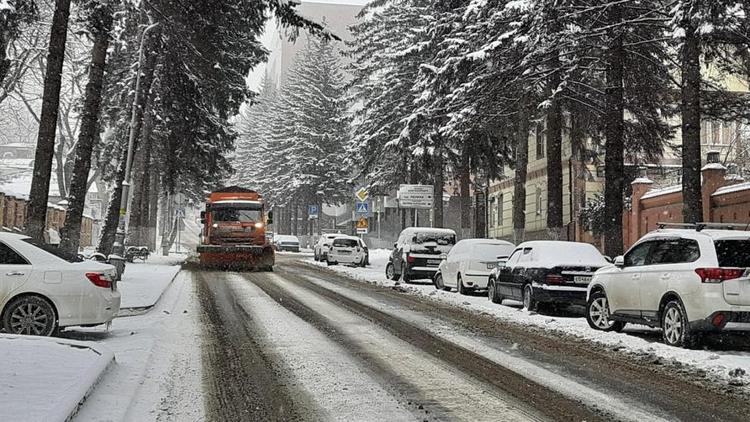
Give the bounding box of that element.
[455,238,514,246]
[399,227,456,236]
[514,241,608,267]
[646,228,750,241]
[274,235,299,242]
[332,235,360,241]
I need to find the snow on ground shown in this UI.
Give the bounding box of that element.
[118,255,184,310]
[306,250,750,390]
[0,334,114,422]
[69,269,204,422]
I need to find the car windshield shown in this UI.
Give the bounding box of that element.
[714,240,750,267]
[213,208,261,222]
[333,239,358,247]
[22,239,82,263]
[413,232,455,246]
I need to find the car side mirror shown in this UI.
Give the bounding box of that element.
[614,256,625,267]
[267,211,273,225]
[199,211,206,224]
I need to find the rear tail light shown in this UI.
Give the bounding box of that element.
[407,255,416,264]
[712,313,727,328]
[546,274,563,284]
[86,272,112,289]
[695,268,744,283]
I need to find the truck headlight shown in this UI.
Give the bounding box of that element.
[212,223,219,228]
[255,222,264,229]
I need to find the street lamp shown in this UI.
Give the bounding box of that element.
[110,22,160,279]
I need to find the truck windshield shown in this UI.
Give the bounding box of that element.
[213,209,262,222]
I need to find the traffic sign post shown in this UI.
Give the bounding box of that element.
[308,205,319,219]
[356,216,369,234]
[397,184,434,209]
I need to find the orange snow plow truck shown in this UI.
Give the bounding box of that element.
[197,186,274,270]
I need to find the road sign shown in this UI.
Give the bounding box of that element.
[355,187,369,202]
[355,201,369,215]
[356,216,369,234]
[175,208,186,218]
[308,205,319,219]
[397,184,434,209]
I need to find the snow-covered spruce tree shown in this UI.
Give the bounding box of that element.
[95,0,332,252]
[346,0,435,195]
[263,36,351,209]
[231,74,278,190]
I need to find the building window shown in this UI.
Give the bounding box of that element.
[489,197,496,228]
[535,122,545,160]
[535,186,542,216]
[497,194,503,227]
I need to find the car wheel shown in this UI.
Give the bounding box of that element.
[2,295,58,336]
[488,278,503,304]
[458,274,468,295]
[386,263,399,281]
[662,300,700,348]
[586,291,624,332]
[522,284,537,311]
[326,259,336,266]
[434,273,447,291]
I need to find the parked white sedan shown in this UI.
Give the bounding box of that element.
[326,235,368,267]
[435,238,515,294]
[0,233,121,336]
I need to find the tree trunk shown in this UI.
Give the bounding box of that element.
[681,18,703,223]
[126,103,154,245]
[603,11,625,257]
[147,171,160,250]
[513,107,530,244]
[546,57,564,240]
[98,155,126,256]
[59,9,112,255]
[26,0,72,241]
[459,145,471,234]
[432,150,444,228]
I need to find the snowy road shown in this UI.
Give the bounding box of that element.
[190,254,750,422]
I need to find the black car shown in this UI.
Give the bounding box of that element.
[488,241,609,311]
[385,228,456,282]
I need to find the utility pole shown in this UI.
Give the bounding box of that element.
[111,22,159,278]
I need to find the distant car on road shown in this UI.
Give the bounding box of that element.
[314,233,344,261]
[0,233,121,336]
[274,235,300,252]
[434,239,515,295]
[489,241,608,311]
[326,235,369,267]
[386,228,456,282]
[587,224,750,348]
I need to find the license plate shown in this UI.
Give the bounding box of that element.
[574,276,592,283]
[427,259,442,265]
[339,250,351,254]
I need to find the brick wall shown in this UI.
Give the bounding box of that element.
[624,163,749,250]
[0,191,95,248]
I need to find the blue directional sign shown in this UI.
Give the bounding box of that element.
[355,201,369,215]
[308,205,319,218]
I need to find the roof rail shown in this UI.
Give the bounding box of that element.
[656,222,750,232]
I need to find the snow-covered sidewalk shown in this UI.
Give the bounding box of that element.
[118,255,184,312]
[0,334,114,422]
[305,249,750,391]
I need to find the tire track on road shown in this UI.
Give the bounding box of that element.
[243,270,597,422]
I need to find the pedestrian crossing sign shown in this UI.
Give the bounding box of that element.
[355,201,369,215]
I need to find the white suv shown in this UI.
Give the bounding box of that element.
[586,224,750,348]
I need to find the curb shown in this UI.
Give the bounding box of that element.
[117,268,182,317]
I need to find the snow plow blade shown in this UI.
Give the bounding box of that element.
[194,245,275,270]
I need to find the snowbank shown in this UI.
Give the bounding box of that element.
[0,334,114,422]
[118,255,184,311]
[304,251,750,390]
